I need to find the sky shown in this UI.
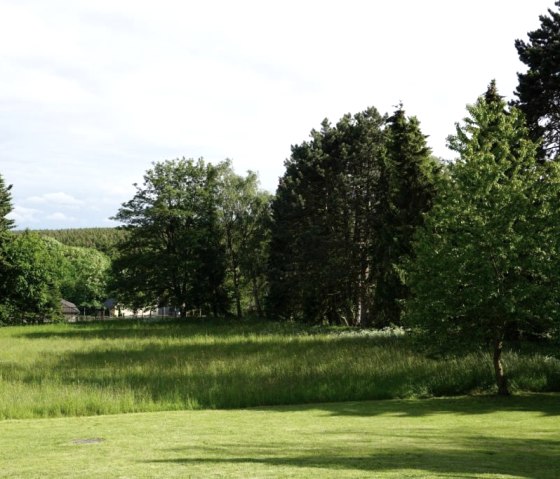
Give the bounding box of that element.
[0,0,556,230]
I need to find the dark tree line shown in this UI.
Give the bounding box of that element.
[267,106,437,326]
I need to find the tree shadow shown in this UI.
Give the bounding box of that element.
[304,393,560,417]
[6,319,560,415]
[146,435,560,478]
[6,318,560,414]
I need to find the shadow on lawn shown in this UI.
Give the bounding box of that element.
[23,335,560,414]
[12,318,366,341]
[247,393,560,417]
[309,393,560,417]
[146,435,560,479]
[32,338,406,407]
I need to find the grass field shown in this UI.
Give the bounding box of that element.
[1,395,559,478]
[0,319,559,419]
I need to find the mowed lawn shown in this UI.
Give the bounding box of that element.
[1,395,559,478]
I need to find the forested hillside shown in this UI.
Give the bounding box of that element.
[34,228,127,258]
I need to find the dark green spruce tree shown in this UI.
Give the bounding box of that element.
[0,173,14,321]
[268,108,385,325]
[371,107,438,326]
[515,1,560,160]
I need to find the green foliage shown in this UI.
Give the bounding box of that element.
[112,158,228,316]
[0,173,14,235]
[0,173,15,321]
[268,108,386,324]
[0,232,62,324]
[405,82,560,394]
[515,1,560,159]
[371,106,438,326]
[268,107,437,326]
[218,163,272,318]
[43,238,110,310]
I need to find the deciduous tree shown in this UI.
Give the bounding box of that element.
[218,164,272,318]
[112,158,227,317]
[406,82,560,395]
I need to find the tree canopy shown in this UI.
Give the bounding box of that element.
[268,106,437,326]
[112,158,227,317]
[111,158,271,318]
[405,82,560,395]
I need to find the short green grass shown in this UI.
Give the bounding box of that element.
[1,319,559,419]
[1,395,559,478]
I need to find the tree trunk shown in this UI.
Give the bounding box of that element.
[493,337,509,396]
[233,266,242,319]
[251,274,263,318]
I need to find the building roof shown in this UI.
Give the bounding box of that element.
[61,299,79,315]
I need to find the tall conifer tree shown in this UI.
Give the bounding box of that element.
[268,109,385,324]
[371,107,437,326]
[515,1,560,160]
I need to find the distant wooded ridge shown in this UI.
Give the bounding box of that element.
[18,227,126,257]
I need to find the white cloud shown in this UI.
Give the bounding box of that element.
[25,192,84,207]
[8,206,39,225]
[1,0,556,228]
[46,212,74,221]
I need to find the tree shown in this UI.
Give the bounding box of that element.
[0,173,15,322]
[38,227,128,259]
[43,238,110,312]
[370,106,437,326]
[514,1,560,160]
[218,164,272,318]
[268,108,386,325]
[268,106,436,325]
[405,82,560,395]
[0,173,14,235]
[112,158,227,317]
[1,232,62,324]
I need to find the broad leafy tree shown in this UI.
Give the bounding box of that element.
[112,158,227,317]
[44,238,110,312]
[406,82,560,395]
[0,178,62,323]
[1,232,62,324]
[515,1,560,159]
[218,164,272,318]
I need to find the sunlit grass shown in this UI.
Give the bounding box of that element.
[0,319,558,419]
[1,395,559,478]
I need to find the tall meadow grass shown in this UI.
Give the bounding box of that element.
[0,319,558,419]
